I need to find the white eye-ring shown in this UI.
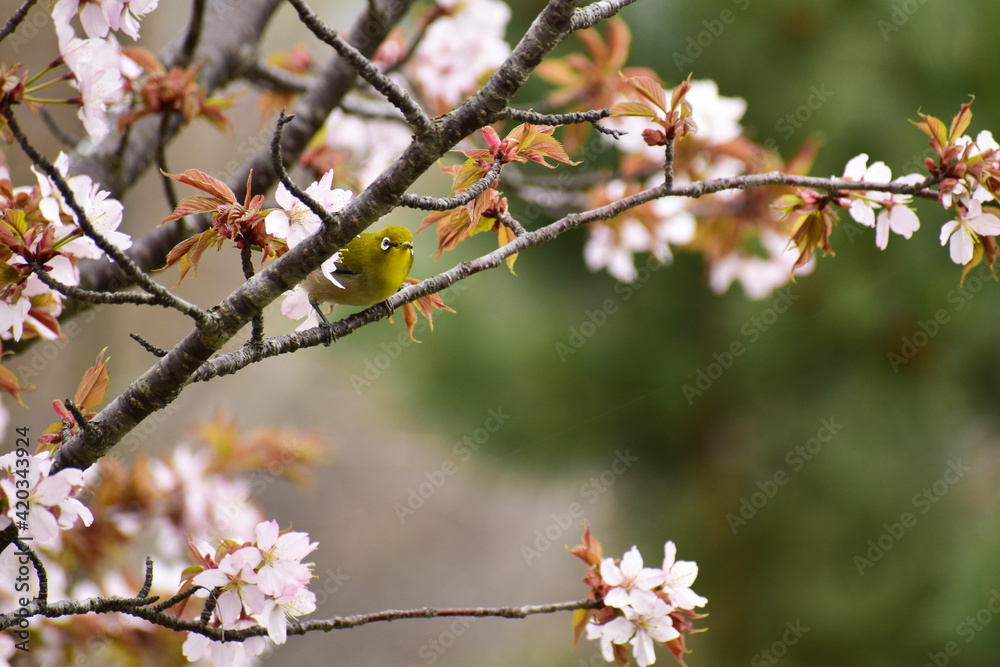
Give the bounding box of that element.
[381,237,392,251]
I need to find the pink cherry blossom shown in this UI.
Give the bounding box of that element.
[601,546,664,611]
[253,519,317,597]
[940,200,1000,265]
[660,541,707,611]
[0,452,94,545]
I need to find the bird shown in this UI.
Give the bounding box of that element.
[304,225,414,321]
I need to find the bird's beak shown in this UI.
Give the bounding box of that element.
[399,241,414,250]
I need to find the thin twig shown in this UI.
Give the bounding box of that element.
[664,137,674,189]
[30,261,163,307]
[156,113,180,214]
[241,58,312,93]
[0,589,600,641]
[39,107,81,148]
[241,244,265,347]
[398,157,504,211]
[63,399,101,442]
[270,111,340,232]
[5,109,208,323]
[497,212,527,236]
[176,0,207,68]
[499,107,620,137]
[286,0,435,137]
[138,557,155,599]
[13,539,47,605]
[0,0,38,44]
[129,333,167,358]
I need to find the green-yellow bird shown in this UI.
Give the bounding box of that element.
[304,225,414,315]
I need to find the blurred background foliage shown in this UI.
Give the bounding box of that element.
[7,0,1000,665]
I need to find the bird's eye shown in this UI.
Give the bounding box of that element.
[381,237,392,251]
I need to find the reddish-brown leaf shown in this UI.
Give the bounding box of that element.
[160,195,225,226]
[162,168,236,204]
[75,347,110,413]
[609,101,658,118]
[624,74,667,113]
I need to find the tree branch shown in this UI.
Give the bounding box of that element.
[0,587,600,641]
[72,0,416,302]
[570,0,642,31]
[5,110,208,322]
[0,0,37,44]
[498,107,619,136]
[398,157,504,210]
[286,0,434,136]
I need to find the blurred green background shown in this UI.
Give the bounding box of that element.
[7,1,1000,666]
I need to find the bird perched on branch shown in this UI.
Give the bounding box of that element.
[304,225,414,319]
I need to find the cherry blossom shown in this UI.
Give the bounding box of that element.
[182,620,264,667]
[624,596,681,667]
[281,285,321,332]
[315,108,414,189]
[840,154,922,249]
[601,545,664,611]
[408,0,511,111]
[0,297,31,342]
[939,199,1000,265]
[588,595,679,667]
[660,541,707,611]
[259,584,317,645]
[0,451,94,545]
[31,152,130,259]
[192,546,265,626]
[58,35,126,143]
[587,614,637,663]
[585,218,652,282]
[52,0,109,42]
[685,79,747,145]
[709,230,813,300]
[253,519,317,597]
[265,170,352,249]
[103,0,160,40]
